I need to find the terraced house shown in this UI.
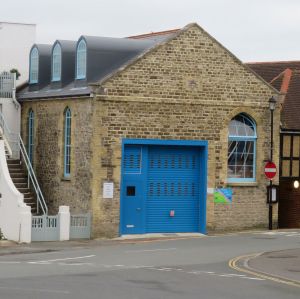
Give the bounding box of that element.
[247,61,300,228]
[13,23,280,238]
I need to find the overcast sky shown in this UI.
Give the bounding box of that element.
[1,0,300,62]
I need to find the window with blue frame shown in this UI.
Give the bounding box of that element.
[228,113,257,182]
[29,47,38,84]
[76,39,86,79]
[64,108,71,177]
[28,109,34,164]
[52,43,61,81]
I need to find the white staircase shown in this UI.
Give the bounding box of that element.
[0,71,48,215]
[0,127,11,158]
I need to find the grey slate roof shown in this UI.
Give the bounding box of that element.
[18,32,176,101]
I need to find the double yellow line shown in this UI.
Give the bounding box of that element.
[229,253,300,288]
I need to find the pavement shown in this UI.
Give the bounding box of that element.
[231,248,300,287]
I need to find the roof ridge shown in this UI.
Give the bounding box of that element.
[246,60,300,65]
[127,29,180,39]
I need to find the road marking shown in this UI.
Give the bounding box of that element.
[219,274,246,277]
[125,248,176,253]
[241,277,265,281]
[229,254,300,288]
[0,261,21,264]
[58,262,94,266]
[28,254,95,264]
[0,286,70,294]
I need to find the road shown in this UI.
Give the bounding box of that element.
[0,230,300,299]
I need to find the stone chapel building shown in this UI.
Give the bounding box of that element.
[17,23,280,237]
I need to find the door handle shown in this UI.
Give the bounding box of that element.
[136,208,141,211]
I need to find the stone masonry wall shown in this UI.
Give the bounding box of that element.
[90,24,280,237]
[20,98,93,215]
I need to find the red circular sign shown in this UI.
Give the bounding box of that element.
[264,161,277,179]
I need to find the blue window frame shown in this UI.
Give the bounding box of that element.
[52,43,61,81]
[29,47,38,84]
[64,108,71,177]
[76,39,87,79]
[227,113,257,183]
[28,109,34,164]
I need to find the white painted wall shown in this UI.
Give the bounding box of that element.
[0,141,31,243]
[0,22,36,85]
[0,98,20,158]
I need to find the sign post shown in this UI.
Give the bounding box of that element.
[265,161,277,230]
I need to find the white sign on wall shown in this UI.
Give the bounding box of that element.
[103,182,114,199]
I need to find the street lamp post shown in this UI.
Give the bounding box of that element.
[268,96,276,230]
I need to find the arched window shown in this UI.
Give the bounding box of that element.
[52,43,61,81]
[76,39,87,79]
[28,109,34,164]
[29,47,39,84]
[228,113,257,182]
[64,108,71,177]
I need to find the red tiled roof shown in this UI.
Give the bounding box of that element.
[246,61,300,83]
[128,29,180,39]
[247,61,300,130]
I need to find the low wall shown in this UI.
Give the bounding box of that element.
[0,141,31,243]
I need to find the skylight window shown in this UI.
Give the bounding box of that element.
[29,47,39,84]
[76,39,86,79]
[52,43,61,81]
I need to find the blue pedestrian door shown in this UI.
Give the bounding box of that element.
[121,141,207,235]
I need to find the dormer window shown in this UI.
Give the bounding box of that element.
[76,39,86,79]
[52,43,61,81]
[29,47,39,84]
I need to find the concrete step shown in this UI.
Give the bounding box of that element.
[15,184,29,190]
[9,172,26,179]
[6,159,21,165]
[6,158,38,214]
[11,177,27,184]
[7,163,22,169]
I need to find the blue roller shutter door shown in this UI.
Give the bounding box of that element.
[146,146,200,233]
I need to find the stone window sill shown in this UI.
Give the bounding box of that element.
[226,182,258,187]
[61,176,71,182]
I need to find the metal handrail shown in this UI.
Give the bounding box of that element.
[19,136,48,215]
[0,110,48,214]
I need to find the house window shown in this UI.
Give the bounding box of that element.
[280,134,300,178]
[64,108,71,177]
[76,39,87,79]
[52,43,61,81]
[28,109,34,164]
[29,47,38,84]
[227,113,257,182]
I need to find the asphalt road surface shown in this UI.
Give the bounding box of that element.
[0,230,300,299]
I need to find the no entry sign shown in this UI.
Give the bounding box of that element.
[264,161,277,179]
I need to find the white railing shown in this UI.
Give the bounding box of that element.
[0,71,16,99]
[0,111,48,215]
[0,71,19,109]
[19,137,48,215]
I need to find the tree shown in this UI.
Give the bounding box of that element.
[10,68,21,80]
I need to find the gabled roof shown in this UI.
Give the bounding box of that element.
[18,34,171,100]
[247,61,300,130]
[18,23,278,101]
